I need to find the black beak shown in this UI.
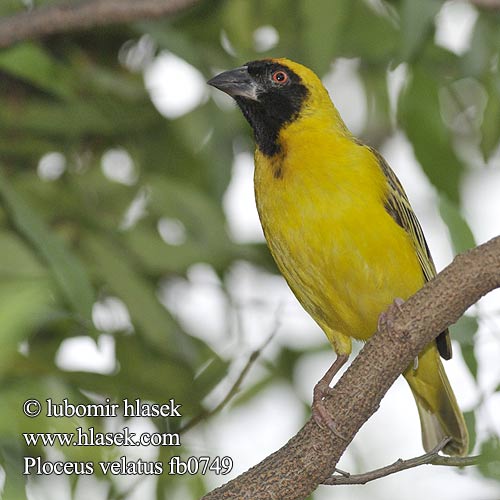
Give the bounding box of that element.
[207,66,259,101]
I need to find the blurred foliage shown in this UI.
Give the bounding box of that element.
[0,0,499,499]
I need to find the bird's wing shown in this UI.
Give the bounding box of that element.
[370,147,452,360]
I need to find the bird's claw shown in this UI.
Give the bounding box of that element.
[377,297,405,332]
[312,381,348,441]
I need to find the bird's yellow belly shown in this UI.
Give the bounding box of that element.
[255,153,424,350]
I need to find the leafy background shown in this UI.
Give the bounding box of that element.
[0,0,499,499]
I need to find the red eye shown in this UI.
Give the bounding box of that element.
[272,70,289,84]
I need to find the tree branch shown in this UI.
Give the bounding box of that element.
[201,235,500,500]
[469,0,500,9]
[323,438,480,486]
[0,0,201,49]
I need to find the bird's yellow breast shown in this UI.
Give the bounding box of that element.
[254,123,424,354]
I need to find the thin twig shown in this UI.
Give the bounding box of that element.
[323,438,480,486]
[179,324,278,433]
[0,0,201,48]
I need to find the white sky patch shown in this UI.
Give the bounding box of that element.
[387,63,408,125]
[38,151,66,181]
[55,334,116,374]
[73,476,110,500]
[92,296,133,333]
[120,186,150,230]
[322,58,366,136]
[101,147,137,185]
[206,385,303,482]
[462,156,500,244]
[226,261,322,353]
[435,1,478,55]
[461,161,500,317]
[209,81,237,111]
[158,217,187,246]
[160,264,228,348]
[223,151,264,243]
[253,25,279,52]
[144,51,207,119]
[119,34,156,72]
[26,473,71,500]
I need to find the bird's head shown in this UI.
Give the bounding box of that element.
[208,58,342,156]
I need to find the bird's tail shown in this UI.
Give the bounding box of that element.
[403,343,469,456]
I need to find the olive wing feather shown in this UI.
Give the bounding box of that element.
[370,147,452,360]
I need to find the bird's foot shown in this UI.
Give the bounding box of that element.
[311,354,349,441]
[377,297,405,332]
[312,383,346,440]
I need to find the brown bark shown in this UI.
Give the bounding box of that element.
[469,0,500,9]
[0,0,201,48]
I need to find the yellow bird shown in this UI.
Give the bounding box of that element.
[208,58,468,456]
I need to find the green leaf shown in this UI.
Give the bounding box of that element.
[478,437,500,481]
[167,103,235,199]
[462,16,495,77]
[0,230,47,279]
[0,171,95,321]
[480,75,500,160]
[451,314,478,381]
[115,335,199,411]
[81,233,186,358]
[439,195,476,254]
[147,174,230,251]
[0,0,60,16]
[463,410,476,453]
[398,66,463,202]
[336,1,398,61]
[450,313,478,381]
[0,43,75,99]
[0,94,158,140]
[299,0,350,74]
[59,336,200,415]
[0,439,29,500]
[0,100,112,136]
[399,0,441,61]
[0,136,57,162]
[451,314,479,345]
[221,0,255,59]
[0,280,50,376]
[124,225,208,274]
[359,65,391,143]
